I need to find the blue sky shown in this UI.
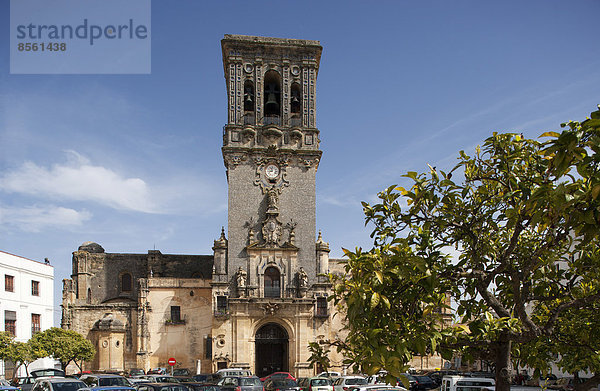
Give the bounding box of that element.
[1,0,599,325]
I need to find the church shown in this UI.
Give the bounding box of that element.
[61,35,347,377]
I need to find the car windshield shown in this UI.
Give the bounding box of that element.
[51,383,85,391]
[311,379,330,386]
[240,379,261,386]
[346,379,367,386]
[99,378,131,387]
[159,387,188,391]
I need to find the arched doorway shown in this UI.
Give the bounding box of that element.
[255,323,288,377]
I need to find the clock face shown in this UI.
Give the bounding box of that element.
[265,164,279,179]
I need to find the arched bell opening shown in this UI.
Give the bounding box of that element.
[290,82,302,126]
[264,70,281,124]
[244,80,255,125]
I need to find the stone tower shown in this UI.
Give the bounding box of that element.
[211,35,333,377]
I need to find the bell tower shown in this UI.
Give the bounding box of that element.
[219,35,323,290]
[212,35,331,376]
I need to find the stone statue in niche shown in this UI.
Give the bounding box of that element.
[266,187,279,212]
[236,267,247,288]
[298,267,308,288]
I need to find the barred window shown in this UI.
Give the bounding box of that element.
[31,314,41,335]
[5,310,16,336]
[32,280,40,296]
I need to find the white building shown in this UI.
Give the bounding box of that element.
[0,250,55,378]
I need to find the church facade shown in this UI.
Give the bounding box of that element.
[61,35,346,377]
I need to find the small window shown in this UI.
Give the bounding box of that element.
[264,267,280,298]
[171,306,181,322]
[316,297,327,316]
[121,273,132,292]
[31,314,41,335]
[31,280,40,296]
[205,335,212,359]
[216,296,227,315]
[5,275,14,292]
[5,310,16,336]
[87,288,92,304]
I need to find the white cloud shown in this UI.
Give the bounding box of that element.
[0,151,158,213]
[0,205,92,232]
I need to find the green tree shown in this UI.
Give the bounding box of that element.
[331,107,600,391]
[6,340,43,376]
[30,328,95,371]
[308,341,331,376]
[0,332,13,359]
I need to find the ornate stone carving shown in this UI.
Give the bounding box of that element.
[253,155,290,193]
[225,153,247,168]
[236,267,247,288]
[260,302,280,315]
[298,267,308,288]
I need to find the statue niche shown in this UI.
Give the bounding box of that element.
[261,187,283,247]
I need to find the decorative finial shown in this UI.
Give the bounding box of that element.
[317,230,323,242]
[220,226,226,240]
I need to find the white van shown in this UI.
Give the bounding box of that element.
[441,376,495,391]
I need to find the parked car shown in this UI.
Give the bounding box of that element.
[79,375,132,388]
[261,373,296,382]
[263,379,300,391]
[190,376,214,385]
[185,385,221,391]
[11,377,36,391]
[440,375,495,391]
[549,377,591,391]
[298,377,332,391]
[172,372,191,378]
[411,376,435,391]
[316,375,340,381]
[425,371,458,388]
[215,370,252,379]
[128,371,146,378]
[31,370,66,379]
[134,383,191,391]
[366,373,412,389]
[31,378,87,391]
[218,377,262,391]
[347,386,406,391]
[127,379,151,386]
[79,386,136,391]
[147,370,168,376]
[143,378,179,385]
[333,377,367,391]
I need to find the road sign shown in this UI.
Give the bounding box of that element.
[168,357,176,366]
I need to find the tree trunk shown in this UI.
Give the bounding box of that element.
[495,338,512,391]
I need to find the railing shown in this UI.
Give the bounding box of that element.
[263,116,281,125]
[165,318,186,325]
[264,287,281,298]
[214,308,229,317]
[244,114,255,125]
